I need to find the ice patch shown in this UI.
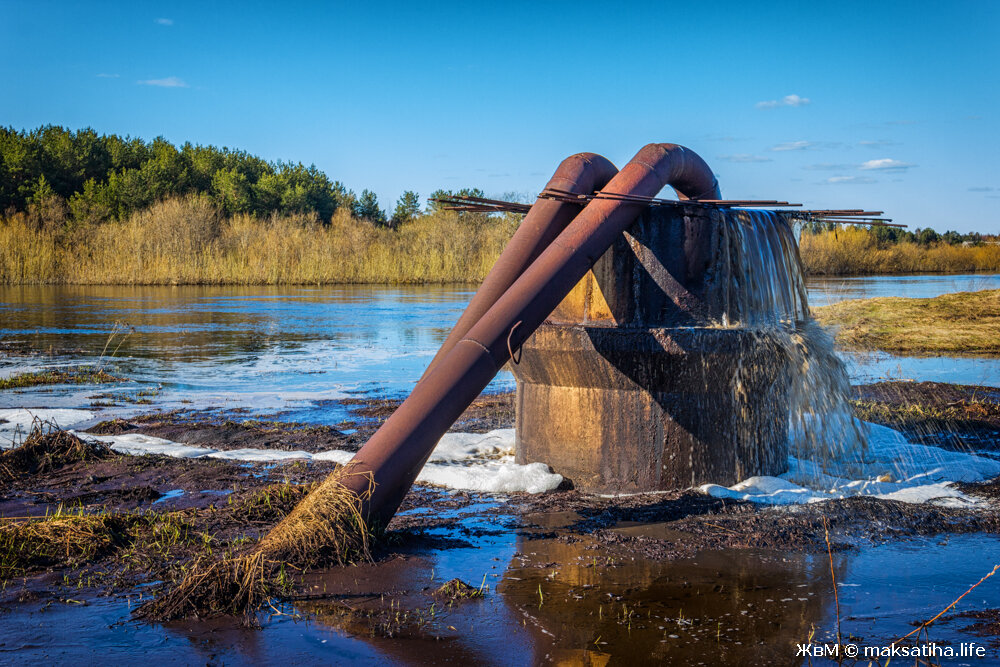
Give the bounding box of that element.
[699,422,1000,506]
[208,448,314,462]
[0,408,95,448]
[417,460,562,494]
[429,428,514,462]
[64,427,559,494]
[84,432,217,459]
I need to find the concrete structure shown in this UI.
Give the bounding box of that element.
[512,205,806,493]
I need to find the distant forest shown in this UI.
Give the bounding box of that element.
[1,125,997,284]
[0,125,482,229]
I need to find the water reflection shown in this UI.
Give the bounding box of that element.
[1,278,997,420]
[0,284,514,417]
[498,513,832,666]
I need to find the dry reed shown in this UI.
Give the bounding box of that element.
[0,196,518,285]
[136,466,375,622]
[800,227,1000,276]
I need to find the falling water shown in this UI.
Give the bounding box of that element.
[720,210,868,468]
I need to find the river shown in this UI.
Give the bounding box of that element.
[1,274,998,420]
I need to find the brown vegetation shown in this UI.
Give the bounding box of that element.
[0,195,517,285]
[813,289,1000,354]
[800,226,1000,275]
[4,197,997,285]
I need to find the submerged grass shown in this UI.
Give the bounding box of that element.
[0,506,196,583]
[0,368,125,391]
[813,289,1000,354]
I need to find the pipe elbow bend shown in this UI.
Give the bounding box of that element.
[634,143,721,201]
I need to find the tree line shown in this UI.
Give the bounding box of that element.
[0,125,490,232]
[800,220,990,247]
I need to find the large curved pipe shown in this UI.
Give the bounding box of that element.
[420,152,618,380]
[346,143,720,525]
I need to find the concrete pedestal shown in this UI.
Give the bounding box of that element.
[511,206,803,493]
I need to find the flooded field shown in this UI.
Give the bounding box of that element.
[2,275,1000,665]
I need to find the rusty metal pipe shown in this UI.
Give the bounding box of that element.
[344,143,720,526]
[419,152,618,381]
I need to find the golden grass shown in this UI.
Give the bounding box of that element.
[800,227,1000,275]
[813,289,1000,354]
[0,196,518,285]
[3,200,997,283]
[0,368,125,391]
[137,466,374,622]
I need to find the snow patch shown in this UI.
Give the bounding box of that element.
[0,408,95,448]
[699,423,1000,506]
[62,427,559,494]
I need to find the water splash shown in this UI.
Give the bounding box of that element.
[720,210,868,469]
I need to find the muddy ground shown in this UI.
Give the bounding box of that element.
[2,382,1000,659]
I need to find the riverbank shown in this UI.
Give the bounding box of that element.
[813,289,1000,354]
[2,383,1000,662]
[3,198,999,284]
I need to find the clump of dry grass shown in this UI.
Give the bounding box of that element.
[134,551,274,623]
[433,578,485,600]
[0,424,113,480]
[137,467,375,622]
[0,511,136,580]
[813,289,1000,354]
[254,468,374,568]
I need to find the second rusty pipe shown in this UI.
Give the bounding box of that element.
[344,143,720,527]
[419,152,618,381]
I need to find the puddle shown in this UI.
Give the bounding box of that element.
[151,489,185,505]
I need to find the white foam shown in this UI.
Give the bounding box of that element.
[312,450,355,464]
[0,408,95,448]
[699,422,1000,506]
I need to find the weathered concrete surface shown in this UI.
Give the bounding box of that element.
[513,206,802,493]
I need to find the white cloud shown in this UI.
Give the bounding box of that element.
[137,76,189,88]
[826,176,877,184]
[756,94,810,109]
[770,141,814,152]
[96,73,120,78]
[859,158,915,171]
[717,154,772,163]
[156,17,173,26]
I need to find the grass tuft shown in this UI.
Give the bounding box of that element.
[0,424,113,480]
[136,467,375,622]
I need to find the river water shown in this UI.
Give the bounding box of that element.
[2,276,1000,664]
[1,274,997,420]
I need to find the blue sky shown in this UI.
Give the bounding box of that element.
[2,0,997,232]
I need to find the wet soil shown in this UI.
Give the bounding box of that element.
[84,391,516,455]
[2,383,1000,663]
[853,381,1000,451]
